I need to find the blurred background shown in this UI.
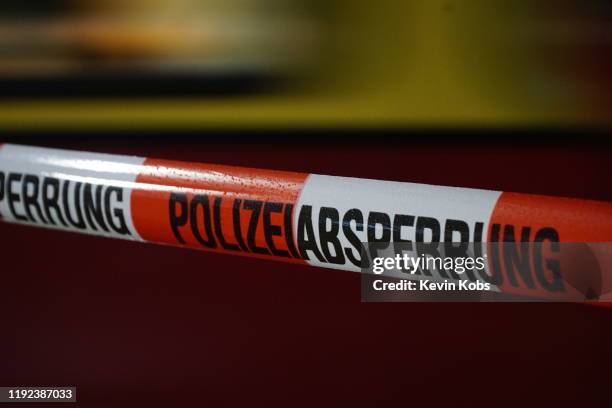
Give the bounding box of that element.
[1,133,612,407]
[1,0,612,128]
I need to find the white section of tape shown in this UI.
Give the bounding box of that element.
[0,144,146,241]
[295,174,503,272]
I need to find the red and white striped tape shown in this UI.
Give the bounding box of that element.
[1,144,611,299]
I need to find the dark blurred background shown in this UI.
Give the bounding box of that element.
[1,0,612,406]
[0,132,611,407]
[2,0,612,127]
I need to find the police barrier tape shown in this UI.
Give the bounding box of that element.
[0,144,611,301]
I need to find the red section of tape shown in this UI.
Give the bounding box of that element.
[131,158,309,264]
[490,192,612,242]
[487,192,612,299]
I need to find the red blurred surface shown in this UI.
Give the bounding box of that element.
[1,132,611,406]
